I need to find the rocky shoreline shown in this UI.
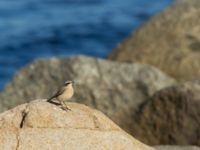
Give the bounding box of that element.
[0,0,200,149]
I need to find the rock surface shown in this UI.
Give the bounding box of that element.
[0,100,154,150]
[0,55,175,136]
[108,0,200,81]
[131,81,200,146]
[155,145,200,150]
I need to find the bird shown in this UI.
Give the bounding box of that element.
[47,80,74,111]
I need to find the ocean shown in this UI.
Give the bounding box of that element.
[0,0,173,89]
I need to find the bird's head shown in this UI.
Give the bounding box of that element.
[64,80,74,87]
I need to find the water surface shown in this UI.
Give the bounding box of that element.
[0,0,173,89]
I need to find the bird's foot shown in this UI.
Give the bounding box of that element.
[61,105,72,111]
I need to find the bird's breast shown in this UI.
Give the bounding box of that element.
[57,87,74,101]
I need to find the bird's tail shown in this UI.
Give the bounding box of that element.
[47,96,54,102]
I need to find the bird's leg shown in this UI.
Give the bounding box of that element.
[63,101,72,111]
[60,101,71,111]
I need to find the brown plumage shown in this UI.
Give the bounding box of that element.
[47,80,74,110]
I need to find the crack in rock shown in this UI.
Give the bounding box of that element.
[20,111,27,128]
[16,132,20,150]
[20,104,29,128]
[92,115,101,129]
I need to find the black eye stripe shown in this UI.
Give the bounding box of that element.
[64,81,74,85]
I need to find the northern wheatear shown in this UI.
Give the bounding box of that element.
[47,80,74,110]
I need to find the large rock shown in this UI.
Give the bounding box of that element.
[108,0,200,81]
[155,145,200,150]
[131,81,200,146]
[0,100,154,150]
[0,55,175,136]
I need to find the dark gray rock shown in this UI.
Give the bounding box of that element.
[155,145,200,150]
[132,81,200,146]
[108,0,200,81]
[0,55,175,135]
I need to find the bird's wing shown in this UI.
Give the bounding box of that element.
[47,87,65,101]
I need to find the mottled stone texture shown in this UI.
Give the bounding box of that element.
[132,81,200,146]
[0,100,154,150]
[109,0,200,81]
[0,56,175,136]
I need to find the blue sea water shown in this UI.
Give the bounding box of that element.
[0,0,173,90]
